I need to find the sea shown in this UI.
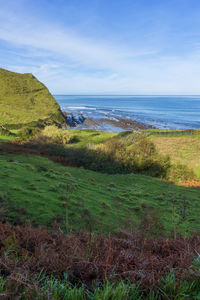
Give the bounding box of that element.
[55,95,200,131]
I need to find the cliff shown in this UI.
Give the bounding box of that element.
[0,68,65,128]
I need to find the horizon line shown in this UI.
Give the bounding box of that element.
[53,94,200,96]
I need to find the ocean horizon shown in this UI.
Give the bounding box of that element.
[55,95,200,130]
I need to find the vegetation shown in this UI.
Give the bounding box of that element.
[0,71,200,298]
[0,129,18,144]
[0,223,200,299]
[0,68,66,128]
[38,125,117,146]
[0,153,199,235]
[150,134,200,178]
[18,126,42,139]
[18,127,169,177]
[0,126,14,136]
[18,127,198,184]
[145,128,200,134]
[0,115,200,299]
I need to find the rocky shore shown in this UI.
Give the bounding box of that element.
[62,112,155,131]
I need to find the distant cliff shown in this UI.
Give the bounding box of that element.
[0,68,66,128]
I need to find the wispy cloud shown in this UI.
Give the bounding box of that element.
[0,2,200,94]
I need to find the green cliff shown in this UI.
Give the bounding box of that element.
[0,68,66,128]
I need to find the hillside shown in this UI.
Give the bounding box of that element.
[0,153,199,235]
[149,134,200,178]
[0,129,200,298]
[0,68,65,128]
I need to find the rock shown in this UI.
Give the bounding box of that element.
[63,112,86,127]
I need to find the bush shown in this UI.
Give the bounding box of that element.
[0,223,200,299]
[0,125,14,136]
[18,126,41,139]
[24,129,198,180]
[167,163,196,183]
[94,134,170,177]
[40,125,73,144]
[23,132,171,178]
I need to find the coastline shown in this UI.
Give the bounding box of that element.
[55,95,200,131]
[62,111,155,132]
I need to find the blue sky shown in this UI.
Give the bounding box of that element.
[0,0,200,94]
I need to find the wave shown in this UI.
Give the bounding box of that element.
[63,106,97,111]
[57,95,200,130]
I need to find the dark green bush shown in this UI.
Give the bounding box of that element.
[18,126,41,139]
[0,125,14,136]
[25,133,170,178]
[95,135,170,177]
[167,163,196,183]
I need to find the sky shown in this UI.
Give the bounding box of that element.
[0,0,200,94]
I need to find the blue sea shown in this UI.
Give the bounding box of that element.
[55,95,200,130]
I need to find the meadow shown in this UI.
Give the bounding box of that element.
[0,127,200,299]
[150,134,200,178]
[0,151,199,235]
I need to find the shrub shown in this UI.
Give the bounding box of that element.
[38,125,73,144]
[18,126,41,139]
[167,163,196,183]
[0,125,13,136]
[94,134,170,177]
[23,132,171,178]
[0,223,200,298]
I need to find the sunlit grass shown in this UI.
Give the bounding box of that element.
[150,135,200,177]
[0,153,199,234]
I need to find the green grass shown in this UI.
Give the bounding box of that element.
[0,135,15,141]
[40,128,200,178]
[0,68,65,127]
[0,153,199,234]
[48,127,117,147]
[149,135,200,177]
[0,130,19,144]
[144,128,200,133]
[1,272,200,299]
[67,129,117,146]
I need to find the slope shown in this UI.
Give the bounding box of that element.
[0,153,199,235]
[0,68,65,128]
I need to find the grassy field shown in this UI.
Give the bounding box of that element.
[2,125,199,177]
[150,134,200,177]
[0,153,200,235]
[0,130,19,145]
[42,127,118,147]
[145,128,200,133]
[0,129,200,299]
[0,68,65,127]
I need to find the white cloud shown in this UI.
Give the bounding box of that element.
[0,7,200,94]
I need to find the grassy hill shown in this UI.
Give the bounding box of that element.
[0,129,200,298]
[0,153,199,235]
[0,68,65,128]
[149,133,200,178]
[0,71,200,298]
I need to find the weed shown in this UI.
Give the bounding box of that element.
[0,223,199,298]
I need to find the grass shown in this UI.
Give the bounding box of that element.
[1,274,200,299]
[149,135,200,177]
[42,126,117,147]
[0,68,65,127]
[145,128,200,133]
[0,223,200,299]
[0,153,199,234]
[65,129,117,146]
[0,135,15,141]
[40,127,200,176]
[0,130,19,145]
